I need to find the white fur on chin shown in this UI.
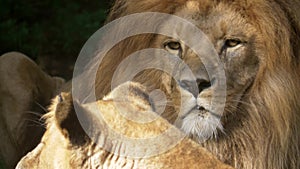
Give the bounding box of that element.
[180,110,223,142]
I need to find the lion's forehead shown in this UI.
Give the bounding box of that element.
[172,2,256,39]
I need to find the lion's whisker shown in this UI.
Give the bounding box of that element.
[34,101,47,112]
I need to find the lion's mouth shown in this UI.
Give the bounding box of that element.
[181,105,221,119]
[198,106,223,118]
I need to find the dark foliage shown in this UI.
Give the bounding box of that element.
[0,0,111,78]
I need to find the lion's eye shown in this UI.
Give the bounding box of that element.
[165,41,181,51]
[224,39,241,48]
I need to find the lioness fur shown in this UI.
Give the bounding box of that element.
[16,82,233,169]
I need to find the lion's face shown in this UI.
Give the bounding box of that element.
[148,2,260,141]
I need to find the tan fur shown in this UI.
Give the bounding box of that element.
[0,52,65,168]
[16,82,233,169]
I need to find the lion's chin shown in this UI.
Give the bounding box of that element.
[178,109,223,143]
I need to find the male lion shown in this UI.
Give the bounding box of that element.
[16,82,233,169]
[83,0,300,168]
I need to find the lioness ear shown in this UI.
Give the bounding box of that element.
[54,93,90,146]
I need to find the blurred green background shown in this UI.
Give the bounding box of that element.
[0,0,111,79]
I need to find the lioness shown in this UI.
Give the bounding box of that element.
[0,52,65,168]
[16,82,233,169]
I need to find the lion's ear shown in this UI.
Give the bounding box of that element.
[54,93,90,146]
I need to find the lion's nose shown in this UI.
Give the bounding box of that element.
[179,78,211,96]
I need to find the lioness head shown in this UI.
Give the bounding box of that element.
[16,82,233,169]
